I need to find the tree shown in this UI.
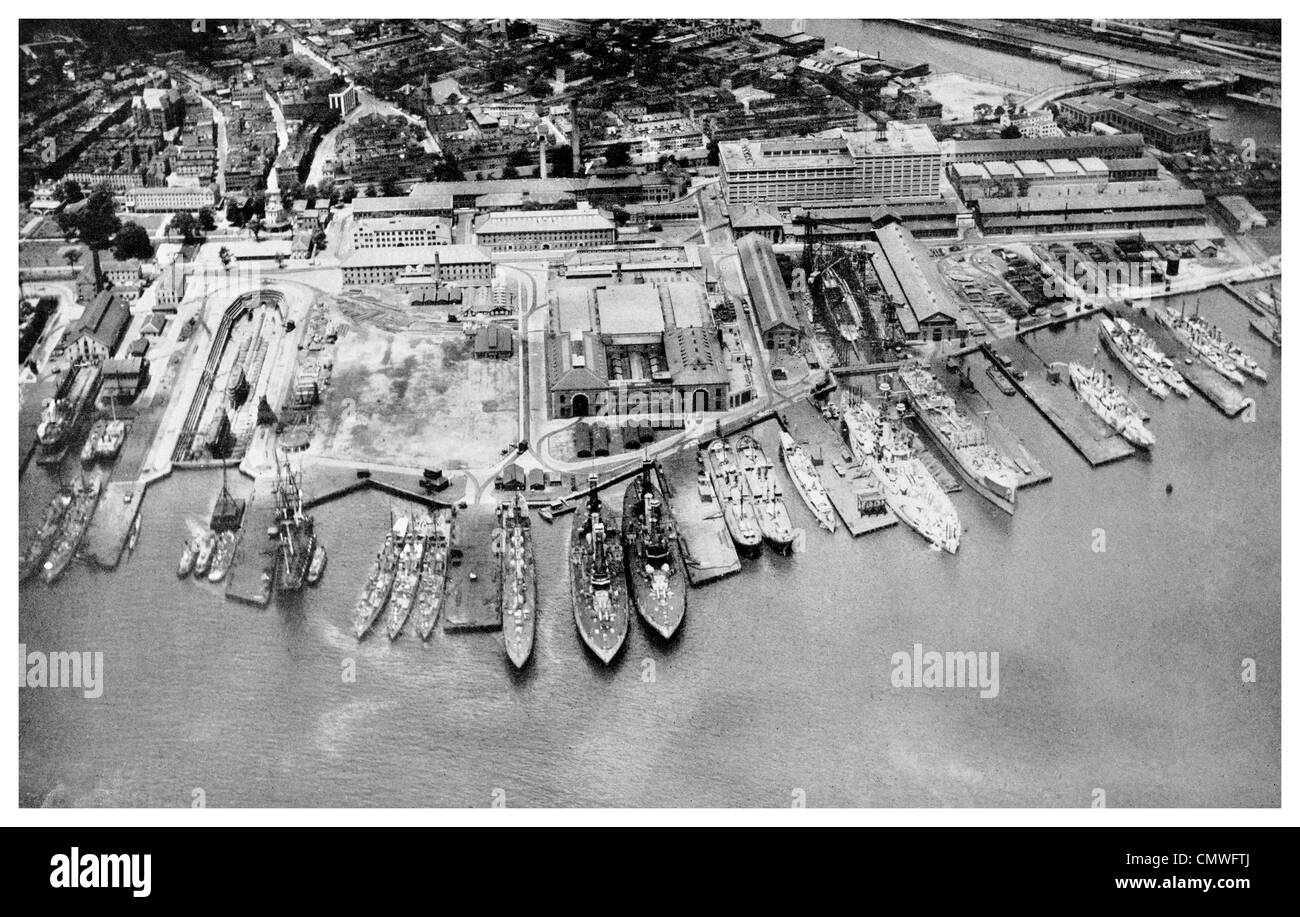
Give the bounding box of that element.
[379,176,400,197]
[364,183,377,198]
[68,187,121,250]
[198,207,217,232]
[340,183,357,204]
[602,141,632,169]
[501,165,520,179]
[113,221,154,261]
[218,246,233,268]
[62,248,83,270]
[171,211,201,244]
[226,200,246,227]
[247,216,264,242]
[1000,124,1022,140]
[59,179,84,204]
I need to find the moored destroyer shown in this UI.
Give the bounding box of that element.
[778,432,837,533]
[1124,320,1192,397]
[570,476,630,664]
[413,510,453,641]
[385,514,431,640]
[735,434,796,552]
[20,487,73,581]
[1098,317,1169,399]
[353,514,406,639]
[842,396,961,554]
[702,439,762,554]
[500,497,538,667]
[1068,363,1155,450]
[42,474,102,584]
[621,461,687,639]
[897,363,1019,515]
[1156,307,1247,385]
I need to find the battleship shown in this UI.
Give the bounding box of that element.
[1124,320,1192,397]
[353,514,405,639]
[702,439,762,554]
[735,434,796,552]
[778,432,837,533]
[1068,363,1155,450]
[897,363,1019,515]
[621,462,687,639]
[1156,307,1248,385]
[273,457,317,593]
[385,514,431,640]
[20,487,72,581]
[1098,317,1170,399]
[414,510,452,640]
[500,497,538,667]
[41,475,102,584]
[842,396,961,553]
[570,477,630,664]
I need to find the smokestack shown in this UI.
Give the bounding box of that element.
[571,116,581,176]
[539,135,548,180]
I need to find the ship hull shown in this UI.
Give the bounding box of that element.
[778,437,837,533]
[622,470,687,640]
[570,503,630,664]
[501,504,537,668]
[702,444,762,554]
[735,435,796,552]
[1099,323,1167,399]
[903,387,1016,516]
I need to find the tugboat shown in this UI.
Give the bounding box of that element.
[177,539,196,578]
[193,531,216,579]
[42,475,102,584]
[20,487,72,582]
[385,514,430,640]
[500,496,538,667]
[207,530,238,583]
[570,476,630,664]
[778,432,837,533]
[621,461,687,639]
[702,439,762,554]
[735,434,796,552]
[413,510,452,641]
[81,419,107,464]
[353,514,405,639]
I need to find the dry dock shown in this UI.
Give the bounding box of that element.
[443,508,502,630]
[986,340,1135,466]
[1118,305,1250,417]
[660,447,742,586]
[778,399,899,537]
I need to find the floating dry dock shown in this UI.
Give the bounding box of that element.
[1116,305,1250,418]
[779,400,899,537]
[984,340,1135,467]
[660,447,742,587]
[225,488,274,607]
[443,507,502,631]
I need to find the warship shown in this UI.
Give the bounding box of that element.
[1098,317,1170,399]
[778,432,837,533]
[273,456,317,593]
[570,476,630,664]
[500,497,538,667]
[41,475,102,584]
[702,439,762,554]
[413,510,453,641]
[1068,362,1155,450]
[734,434,796,552]
[353,514,405,639]
[621,462,687,639]
[20,487,72,581]
[385,514,431,640]
[1156,307,1248,385]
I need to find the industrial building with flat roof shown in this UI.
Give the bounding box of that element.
[1057,94,1211,153]
[544,279,730,422]
[975,188,1207,235]
[719,124,942,207]
[945,132,1146,164]
[736,234,801,351]
[351,216,451,248]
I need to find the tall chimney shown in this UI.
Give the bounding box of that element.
[538,135,548,179]
[571,114,581,176]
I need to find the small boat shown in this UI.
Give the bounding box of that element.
[986,364,1016,395]
[177,539,196,578]
[81,420,107,464]
[127,513,141,556]
[306,542,327,585]
[193,532,216,578]
[207,531,237,583]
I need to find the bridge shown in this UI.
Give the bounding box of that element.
[1021,71,1221,112]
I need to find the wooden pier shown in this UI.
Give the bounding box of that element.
[224,487,276,607]
[442,507,502,630]
[777,399,899,537]
[659,447,742,587]
[984,340,1135,466]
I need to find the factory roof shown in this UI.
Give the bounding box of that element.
[595,285,665,338]
[736,233,798,335]
[340,244,490,268]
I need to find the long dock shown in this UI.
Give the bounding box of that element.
[984,340,1135,466]
[1117,305,1250,417]
[778,399,899,537]
[660,447,742,587]
[442,507,502,630]
[225,487,276,607]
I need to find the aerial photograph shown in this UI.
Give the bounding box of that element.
[16,16,1281,809]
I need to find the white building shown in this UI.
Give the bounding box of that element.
[473,205,616,252]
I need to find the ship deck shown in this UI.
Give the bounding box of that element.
[1115,305,1250,418]
[985,339,1135,467]
[443,507,503,630]
[778,401,899,537]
